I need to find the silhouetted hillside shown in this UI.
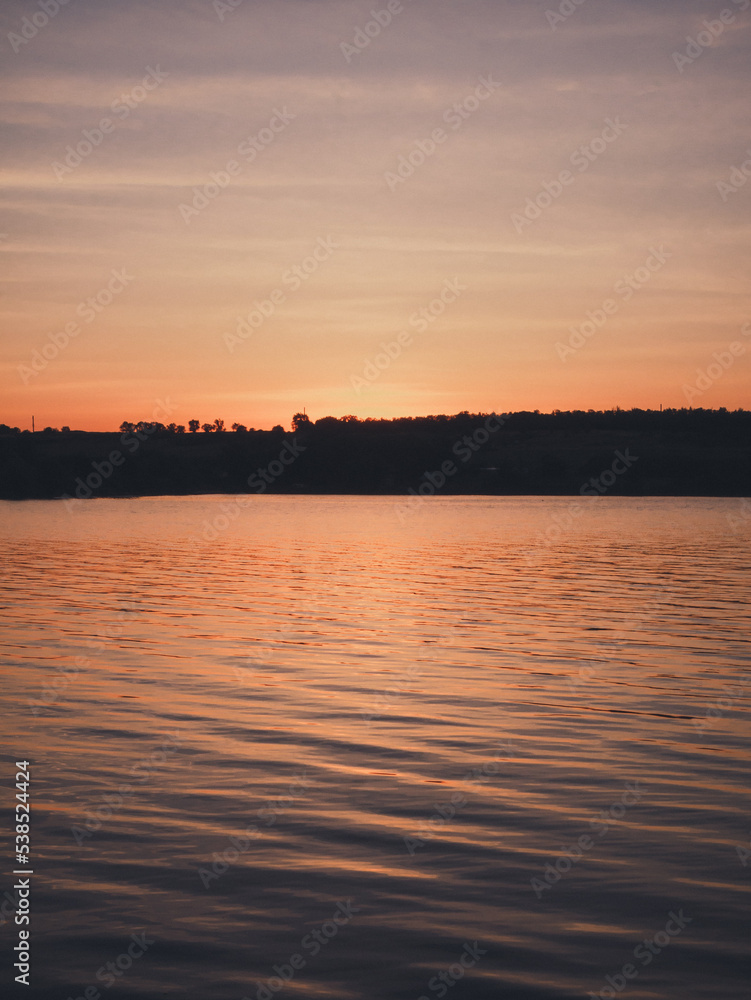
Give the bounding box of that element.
[0,408,749,500]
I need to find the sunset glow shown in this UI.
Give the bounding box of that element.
[1,0,750,430]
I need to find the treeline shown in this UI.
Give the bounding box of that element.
[3,406,750,437]
[0,408,748,499]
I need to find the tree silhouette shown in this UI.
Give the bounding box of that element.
[292,412,311,432]
[201,422,213,433]
[214,418,225,433]
[2,407,751,499]
[188,420,200,433]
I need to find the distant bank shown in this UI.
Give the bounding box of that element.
[0,409,749,500]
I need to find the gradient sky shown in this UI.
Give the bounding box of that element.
[1,0,750,431]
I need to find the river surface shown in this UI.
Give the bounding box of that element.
[0,496,749,1000]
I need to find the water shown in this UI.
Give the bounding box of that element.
[1,496,749,1000]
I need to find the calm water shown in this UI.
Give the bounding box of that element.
[0,496,749,1000]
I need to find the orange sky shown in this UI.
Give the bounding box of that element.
[1,0,750,431]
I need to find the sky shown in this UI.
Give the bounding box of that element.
[1,0,750,431]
